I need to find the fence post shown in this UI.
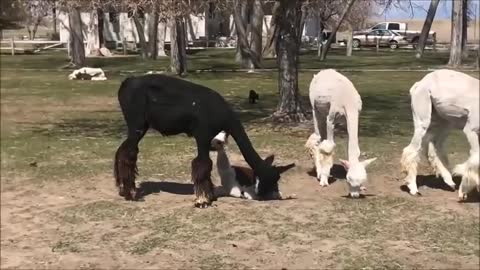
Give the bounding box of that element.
[123,37,127,55]
[376,38,380,53]
[11,37,15,55]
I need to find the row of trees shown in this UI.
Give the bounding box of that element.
[2,0,478,121]
[415,0,478,68]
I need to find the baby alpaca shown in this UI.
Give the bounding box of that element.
[306,69,376,198]
[211,131,295,200]
[401,69,479,200]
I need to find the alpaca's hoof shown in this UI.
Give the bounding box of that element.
[319,182,329,187]
[194,196,212,208]
[448,184,456,192]
[458,191,468,202]
[120,187,138,201]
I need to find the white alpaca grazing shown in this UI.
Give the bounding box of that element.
[306,69,376,198]
[401,69,479,200]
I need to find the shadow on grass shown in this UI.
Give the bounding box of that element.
[138,181,194,199]
[28,116,126,139]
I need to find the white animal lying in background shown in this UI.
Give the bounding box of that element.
[68,67,107,81]
[401,69,479,200]
[305,69,376,198]
[211,131,295,200]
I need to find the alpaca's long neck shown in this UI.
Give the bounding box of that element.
[345,108,361,163]
[226,118,263,171]
[216,148,232,170]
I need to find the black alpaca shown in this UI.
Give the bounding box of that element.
[114,74,285,208]
[248,89,259,104]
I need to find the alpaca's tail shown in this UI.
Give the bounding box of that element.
[114,140,139,200]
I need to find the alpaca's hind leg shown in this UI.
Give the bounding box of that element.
[455,123,479,201]
[401,86,431,196]
[192,135,215,208]
[426,128,455,190]
[114,124,148,201]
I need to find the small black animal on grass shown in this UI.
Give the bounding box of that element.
[248,89,259,104]
[114,74,287,208]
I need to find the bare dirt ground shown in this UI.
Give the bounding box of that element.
[1,152,479,269]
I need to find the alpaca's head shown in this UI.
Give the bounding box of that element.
[340,158,377,198]
[255,155,295,200]
[211,131,228,151]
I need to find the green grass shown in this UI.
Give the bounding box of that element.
[1,49,479,269]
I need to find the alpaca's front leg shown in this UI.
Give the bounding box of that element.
[192,156,214,208]
[318,115,336,187]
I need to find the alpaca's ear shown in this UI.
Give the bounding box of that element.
[223,133,230,144]
[264,155,275,165]
[361,157,377,168]
[276,163,295,174]
[339,159,350,170]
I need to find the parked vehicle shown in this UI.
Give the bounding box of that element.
[351,29,409,49]
[355,22,436,47]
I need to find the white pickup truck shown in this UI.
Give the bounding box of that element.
[354,22,436,47]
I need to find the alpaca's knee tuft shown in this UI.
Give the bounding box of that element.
[319,140,335,155]
[401,146,419,174]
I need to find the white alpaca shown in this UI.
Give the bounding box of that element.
[68,67,107,81]
[401,69,479,200]
[211,131,295,200]
[306,69,376,198]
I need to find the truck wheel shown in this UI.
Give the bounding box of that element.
[389,41,398,49]
[352,39,360,48]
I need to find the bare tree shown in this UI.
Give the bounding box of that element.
[148,5,160,59]
[415,0,440,58]
[170,16,187,75]
[320,0,357,61]
[263,1,280,58]
[68,6,85,66]
[461,0,468,58]
[233,0,262,69]
[448,0,464,67]
[250,0,263,66]
[22,0,53,40]
[272,0,306,122]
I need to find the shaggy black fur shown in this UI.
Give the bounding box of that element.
[248,89,259,104]
[114,74,283,207]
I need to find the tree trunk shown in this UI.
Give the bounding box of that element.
[157,19,167,57]
[170,17,187,76]
[148,10,160,59]
[250,0,263,66]
[53,6,57,34]
[85,9,99,56]
[186,15,196,41]
[233,0,258,68]
[415,0,440,58]
[478,0,480,69]
[346,23,353,56]
[448,0,464,67]
[69,7,85,67]
[133,15,148,59]
[98,8,105,47]
[317,21,324,57]
[297,8,306,46]
[320,0,356,61]
[263,1,280,58]
[32,17,42,40]
[461,0,468,58]
[273,0,306,122]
